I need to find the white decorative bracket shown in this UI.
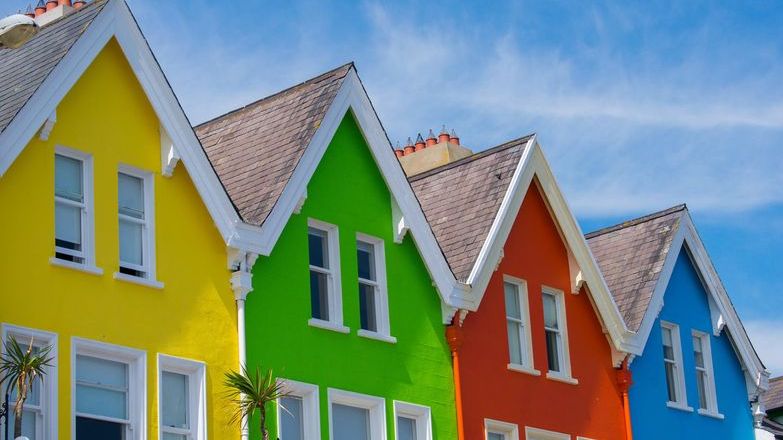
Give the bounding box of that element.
[611,345,630,368]
[293,189,307,214]
[228,247,259,301]
[707,294,727,337]
[391,197,409,244]
[441,304,468,325]
[161,127,180,177]
[39,111,57,141]
[568,250,584,294]
[494,248,504,272]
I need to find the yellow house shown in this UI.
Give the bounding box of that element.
[0,1,260,439]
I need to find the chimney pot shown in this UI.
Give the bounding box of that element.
[395,149,404,158]
[58,0,72,6]
[46,0,57,11]
[35,0,46,16]
[449,129,460,146]
[426,129,437,147]
[73,0,85,8]
[438,125,450,143]
[24,5,35,18]
[414,133,426,151]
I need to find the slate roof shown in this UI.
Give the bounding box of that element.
[410,135,533,283]
[762,417,783,439]
[585,205,686,332]
[195,63,353,226]
[764,377,783,411]
[0,0,107,135]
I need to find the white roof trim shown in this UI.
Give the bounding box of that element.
[250,69,469,310]
[626,211,770,394]
[0,0,260,252]
[464,140,633,351]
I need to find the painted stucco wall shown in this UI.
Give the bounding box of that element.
[245,112,457,438]
[459,184,626,439]
[629,248,755,440]
[0,40,239,439]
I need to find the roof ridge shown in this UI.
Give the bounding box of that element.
[408,133,535,182]
[585,204,688,239]
[196,62,354,129]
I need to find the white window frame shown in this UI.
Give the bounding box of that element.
[691,330,723,419]
[50,146,101,275]
[327,388,386,440]
[277,379,320,440]
[660,321,691,411]
[356,233,395,343]
[542,287,577,385]
[485,418,519,440]
[307,219,347,333]
[114,165,163,289]
[393,401,432,440]
[157,354,207,440]
[1,324,58,440]
[525,426,570,440]
[71,337,146,440]
[503,276,537,376]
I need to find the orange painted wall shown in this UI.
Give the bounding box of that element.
[459,183,626,439]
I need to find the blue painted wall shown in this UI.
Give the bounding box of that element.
[629,248,755,439]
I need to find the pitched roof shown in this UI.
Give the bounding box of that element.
[0,0,107,135]
[585,205,686,331]
[195,63,353,226]
[764,377,783,412]
[410,135,533,282]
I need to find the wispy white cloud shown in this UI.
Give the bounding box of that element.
[745,320,783,377]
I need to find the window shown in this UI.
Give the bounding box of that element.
[484,419,519,440]
[692,331,721,417]
[72,338,145,440]
[524,426,570,440]
[1,325,57,440]
[115,166,160,287]
[660,322,689,409]
[307,219,345,332]
[277,379,319,440]
[542,288,575,383]
[356,234,393,342]
[328,388,385,440]
[53,148,96,270]
[503,277,536,375]
[394,401,432,440]
[159,354,207,440]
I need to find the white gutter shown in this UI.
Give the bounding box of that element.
[230,251,256,440]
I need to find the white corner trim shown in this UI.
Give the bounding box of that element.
[39,110,57,141]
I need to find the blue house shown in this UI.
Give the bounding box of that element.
[587,205,769,439]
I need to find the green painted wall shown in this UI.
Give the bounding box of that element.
[245,111,457,439]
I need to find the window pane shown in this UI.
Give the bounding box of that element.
[488,433,505,440]
[357,241,375,281]
[6,409,36,440]
[75,416,124,440]
[55,202,82,248]
[503,283,521,320]
[359,283,377,332]
[332,404,370,440]
[545,330,561,372]
[118,173,144,219]
[55,154,83,202]
[75,384,128,420]
[11,374,41,407]
[696,371,708,409]
[161,371,189,429]
[280,396,304,440]
[75,355,128,420]
[507,321,523,365]
[310,271,330,321]
[162,433,187,440]
[76,355,128,389]
[119,219,144,266]
[543,293,558,329]
[397,416,417,440]
[693,336,705,368]
[665,362,678,402]
[662,327,674,361]
[308,228,328,269]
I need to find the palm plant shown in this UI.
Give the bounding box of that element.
[224,366,288,440]
[0,337,54,439]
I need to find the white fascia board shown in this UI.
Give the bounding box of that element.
[465,140,633,352]
[251,69,466,309]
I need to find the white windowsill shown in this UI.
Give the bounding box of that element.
[546,371,579,385]
[666,401,694,412]
[697,409,725,419]
[113,272,164,289]
[50,257,103,275]
[308,318,350,334]
[507,363,541,377]
[357,329,397,344]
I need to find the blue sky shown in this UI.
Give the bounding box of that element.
[123,0,782,373]
[26,0,783,372]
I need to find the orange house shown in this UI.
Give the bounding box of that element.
[410,135,634,440]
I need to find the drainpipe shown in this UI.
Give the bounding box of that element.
[616,358,634,440]
[446,313,466,440]
[231,252,256,440]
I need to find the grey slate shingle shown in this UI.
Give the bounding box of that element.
[410,135,533,283]
[195,63,352,226]
[585,205,686,332]
[764,377,783,412]
[0,1,107,135]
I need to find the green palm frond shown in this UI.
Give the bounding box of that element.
[0,337,54,397]
[223,366,288,431]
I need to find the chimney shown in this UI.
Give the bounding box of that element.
[24,5,35,18]
[34,0,77,26]
[34,1,46,16]
[73,0,85,9]
[45,0,57,11]
[396,125,474,176]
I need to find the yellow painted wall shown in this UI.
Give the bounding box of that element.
[0,39,239,439]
